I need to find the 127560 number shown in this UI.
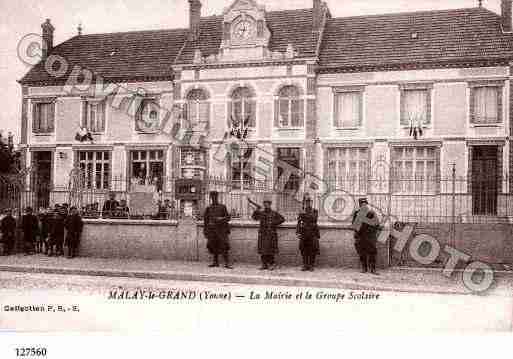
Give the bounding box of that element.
[15,348,47,357]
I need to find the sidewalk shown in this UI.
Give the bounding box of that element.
[0,254,512,296]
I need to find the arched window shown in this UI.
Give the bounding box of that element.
[229,87,256,129]
[275,85,304,128]
[185,89,210,128]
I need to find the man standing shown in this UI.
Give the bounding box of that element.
[1,209,17,255]
[296,198,320,271]
[352,198,380,275]
[49,205,66,256]
[21,207,39,255]
[64,206,83,259]
[102,192,119,218]
[251,197,285,271]
[203,191,232,269]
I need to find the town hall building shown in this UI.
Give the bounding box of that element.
[18,0,513,220]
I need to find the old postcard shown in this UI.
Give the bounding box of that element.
[0,0,512,356]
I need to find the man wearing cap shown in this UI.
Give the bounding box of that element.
[203,191,232,269]
[251,197,285,270]
[1,209,17,255]
[352,198,380,274]
[21,207,39,255]
[296,198,320,271]
[64,206,83,259]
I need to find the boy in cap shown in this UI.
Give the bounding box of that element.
[251,196,285,270]
[352,198,380,274]
[21,207,39,255]
[203,191,232,269]
[1,208,17,255]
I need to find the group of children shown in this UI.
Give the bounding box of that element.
[0,204,83,258]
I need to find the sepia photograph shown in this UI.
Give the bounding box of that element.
[0,0,512,356]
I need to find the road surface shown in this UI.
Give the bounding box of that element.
[0,271,511,332]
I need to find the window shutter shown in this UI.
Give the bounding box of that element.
[469,88,475,124]
[274,99,279,128]
[32,102,39,133]
[48,102,55,131]
[99,101,106,132]
[400,90,407,126]
[333,93,339,128]
[357,95,363,127]
[299,99,305,127]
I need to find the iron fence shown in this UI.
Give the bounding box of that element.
[2,169,513,224]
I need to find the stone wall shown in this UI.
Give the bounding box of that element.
[80,219,388,268]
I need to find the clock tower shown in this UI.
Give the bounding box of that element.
[218,0,272,62]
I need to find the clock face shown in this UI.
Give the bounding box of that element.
[233,20,253,40]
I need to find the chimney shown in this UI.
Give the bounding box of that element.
[502,0,512,33]
[313,0,322,31]
[41,19,55,60]
[188,0,202,41]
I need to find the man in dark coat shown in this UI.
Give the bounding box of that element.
[1,209,17,255]
[352,198,380,275]
[102,192,119,218]
[251,197,285,271]
[21,207,39,255]
[37,209,51,254]
[64,206,83,259]
[203,191,232,269]
[48,205,66,256]
[296,198,320,271]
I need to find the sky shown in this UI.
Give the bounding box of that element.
[0,0,502,142]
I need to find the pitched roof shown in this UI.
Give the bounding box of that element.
[319,7,513,71]
[20,8,319,85]
[174,8,319,64]
[20,28,188,85]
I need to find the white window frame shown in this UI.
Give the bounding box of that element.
[332,86,364,130]
[179,147,207,181]
[391,146,439,195]
[77,150,111,190]
[230,146,254,191]
[32,99,55,134]
[82,99,106,134]
[326,146,370,194]
[276,86,304,129]
[470,84,503,125]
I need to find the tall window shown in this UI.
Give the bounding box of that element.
[135,99,160,132]
[180,148,207,180]
[130,150,164,191]
[82,100,106,133]
[471,86,501,124]
[392,147,438,194]
[77,151,110,190]
[333,90,362,128]
[326,147,369,193]
[33,102,55,133]
[276,86,304,128]
[229,87,256,130]
[401,88,430,126]
[276,147,301,192]
[231,147,253,190]
[185,89,210,129]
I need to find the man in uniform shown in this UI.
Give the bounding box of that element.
[296,197,320,271]
[1,209,17,255]
[21,207,39,255]
[64,206,83,259]
[203,191,232,269]
[352,198,380,275]
[251,197,285,271]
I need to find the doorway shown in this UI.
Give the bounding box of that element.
[471,146,498,216]
[32,151,52,209]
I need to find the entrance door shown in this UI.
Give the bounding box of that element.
[471,146,498,215]
[32,151,52,209]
